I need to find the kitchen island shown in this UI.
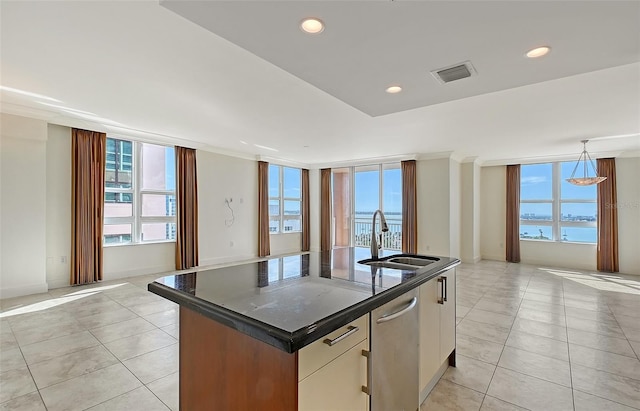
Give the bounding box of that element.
[149,247,459,410]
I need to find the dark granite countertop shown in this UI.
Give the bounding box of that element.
[148,247,459,353]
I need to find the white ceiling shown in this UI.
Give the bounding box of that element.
[1,1,639,167]
[162,0,640,117]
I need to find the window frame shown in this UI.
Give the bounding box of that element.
[268,165,302,234]
[104,137,176,246]
[333,162,402,251]
[520,162,597,243]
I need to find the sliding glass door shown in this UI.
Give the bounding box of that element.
[332,163,402,251]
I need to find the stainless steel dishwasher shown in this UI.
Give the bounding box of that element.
[370,288,419,411]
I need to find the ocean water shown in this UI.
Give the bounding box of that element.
[520,224,597,243]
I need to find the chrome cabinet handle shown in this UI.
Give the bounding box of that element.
[361,349,371,395]
[376,297,418,323]
[323,325,359,346]
[443,276,448,302]
[437,277,444,304]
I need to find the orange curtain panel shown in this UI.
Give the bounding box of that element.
[175,147,199,270]
[320,168,332,251]
[70,128,106,285]
[597,158,618,272]
[401,160,418,254]
[258,161,271,257]
[505,164,521,263]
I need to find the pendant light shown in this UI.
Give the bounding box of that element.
[565,140,607,186]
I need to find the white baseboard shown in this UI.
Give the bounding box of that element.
[0,282,49,299]
[198,254,259,269]
[481,254,506,262]
[103,264,176,282]
[47,279,70,290]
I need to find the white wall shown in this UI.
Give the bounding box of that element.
[461,160,481,263]
[616,157,640,275]
[449,159,461,259]
[104,242,175,279]
[479,160,639,274]
[416,156,462,259]
[519,240,596,271]
[480,166,506,261]
[417,158,451,257]
[197,150,258,266]
[45,125,72,289]
[0,114,48,298]
[473,161,481,260]
[270,233,301,256]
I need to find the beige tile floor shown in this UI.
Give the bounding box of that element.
[1,261,639,410]
[423,261,640,411]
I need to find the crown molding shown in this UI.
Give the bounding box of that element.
[257,155,311,169]
[481,150,629,167]
[313,153,417,170]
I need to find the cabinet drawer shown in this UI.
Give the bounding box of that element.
[298,315,368,381]
[298,340,369,411]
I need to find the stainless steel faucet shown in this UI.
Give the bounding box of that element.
[371,209,389,260]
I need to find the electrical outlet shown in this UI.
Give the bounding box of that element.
[229,241,234,247]
[60,256,67,264]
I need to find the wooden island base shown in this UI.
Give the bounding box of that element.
[180,307,298,411]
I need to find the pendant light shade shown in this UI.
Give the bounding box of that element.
[566,140,607,186]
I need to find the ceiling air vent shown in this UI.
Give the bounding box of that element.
[431,61,477,84]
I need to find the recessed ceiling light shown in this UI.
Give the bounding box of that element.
[300,18,324,34]
[526,46,551,58]
[385,85,402,94]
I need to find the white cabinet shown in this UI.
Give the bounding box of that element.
[439,269,456,364]
[418,278,440,389]
[298,340,369,411]
[418,268,456,395]
[298,315,369,411]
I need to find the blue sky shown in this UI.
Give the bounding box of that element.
[354,168,401,214]
[521,162,596,216]
[166,147,176,191]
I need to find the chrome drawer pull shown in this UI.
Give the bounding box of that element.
[361,349,371,395]
[443,276,448,302]
[323,325,359,346]
[437,277,444,304]
[376,297,418,323]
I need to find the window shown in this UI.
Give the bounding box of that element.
[268,165,301,234]
[520,162,597,243]
[104,137,176,245]
[332,163,402,251]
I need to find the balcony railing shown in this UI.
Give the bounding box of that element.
[353,218,402,251]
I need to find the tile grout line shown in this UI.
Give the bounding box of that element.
[561,277,577,411]
[7,279,175,410]
[475,263,529,410]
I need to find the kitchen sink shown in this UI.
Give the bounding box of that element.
[358,254,439,270]
[360,260,420,270]
[387,256,434,266]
